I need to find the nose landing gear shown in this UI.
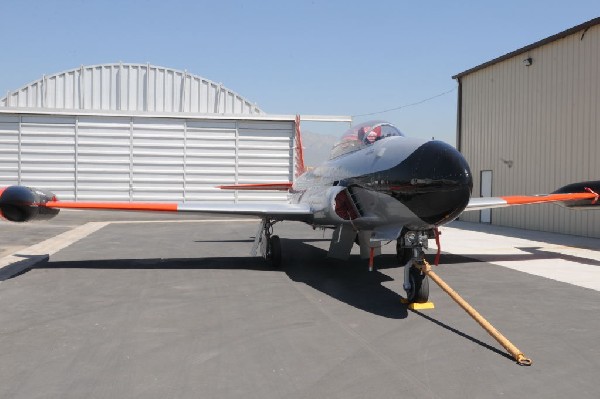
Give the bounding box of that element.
[398,229,433,303]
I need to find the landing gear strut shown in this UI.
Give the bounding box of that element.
[255,218,282,268]
[398,229,433,303]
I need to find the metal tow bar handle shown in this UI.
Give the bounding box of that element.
[419,260,533,366]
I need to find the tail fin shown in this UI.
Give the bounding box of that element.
[294,115,306,178]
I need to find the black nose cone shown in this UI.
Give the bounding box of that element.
[386,140,473,226]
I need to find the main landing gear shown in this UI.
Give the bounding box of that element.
[397,229,434,303]
[253,218,282,268]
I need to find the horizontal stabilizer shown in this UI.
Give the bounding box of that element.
[217,182,293,191]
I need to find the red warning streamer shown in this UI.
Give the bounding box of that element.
[434,227,441,266]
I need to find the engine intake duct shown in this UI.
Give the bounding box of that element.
[0,186,60,222]
[334,188,362,220]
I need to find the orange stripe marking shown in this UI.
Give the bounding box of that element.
[500,193,597,205]
[44,201,178,212]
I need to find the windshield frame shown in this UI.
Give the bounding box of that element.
[329,121,404,159]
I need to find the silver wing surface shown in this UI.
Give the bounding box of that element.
[44,200,313,222]
[464,190,598,211]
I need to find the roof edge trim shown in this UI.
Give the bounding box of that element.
[0,107,351,122]
[1,62,263,114]
[452,17,600,79]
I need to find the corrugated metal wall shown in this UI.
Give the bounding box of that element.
[1,63,263,115]
[0,113,292,202]
[458,24,600,237]
[0,63,296,203]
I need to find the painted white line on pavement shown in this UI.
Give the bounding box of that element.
[441,226,600,292]
[0,218,259,281]
[0,222,109,281]
[493,259,600,292]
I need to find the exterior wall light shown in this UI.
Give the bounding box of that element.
[523,57,533,66]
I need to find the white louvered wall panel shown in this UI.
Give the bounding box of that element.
[185,120,237,201]
[20,116,76,200]
[0,116,19,183]
[0,64,296,203]
[0,114,293,203]
[77,116,131,200]
[132,118,185,201]
[237,122,292,202]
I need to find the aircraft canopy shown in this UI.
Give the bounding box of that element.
[330,121,404,158]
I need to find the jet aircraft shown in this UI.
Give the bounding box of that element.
[1,120,598,304]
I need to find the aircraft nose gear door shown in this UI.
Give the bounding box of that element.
[252,218,282,268]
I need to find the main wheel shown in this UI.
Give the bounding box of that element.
[406,266,429,303]
[267,235,282,268]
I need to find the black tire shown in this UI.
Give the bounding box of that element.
[268,235,282,268]
[406,266,429,303]
[396,239,412,264]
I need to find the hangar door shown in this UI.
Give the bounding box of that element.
[0,113,293,203]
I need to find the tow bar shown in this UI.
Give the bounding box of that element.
[417,259,533,366]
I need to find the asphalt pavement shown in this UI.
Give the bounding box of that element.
[1,211,599,398]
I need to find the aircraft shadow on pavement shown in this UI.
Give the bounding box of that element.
[439,247,600,266]
[193,238,332,244]
[32,237,516,359]
[37,239,409,320]
[281,239,409,320]
[409,309,514,361]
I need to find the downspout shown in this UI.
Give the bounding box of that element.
[455,77,463,152]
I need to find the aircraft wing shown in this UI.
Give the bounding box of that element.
[464,181,599,211]
[43,200,313,221]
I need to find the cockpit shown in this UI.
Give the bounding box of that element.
[329,120,405,159]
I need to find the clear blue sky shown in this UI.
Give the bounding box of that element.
[1,1,599,144]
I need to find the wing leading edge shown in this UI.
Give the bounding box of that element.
[464,181,600,211]
[44,201,313,221]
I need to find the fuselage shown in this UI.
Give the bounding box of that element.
[292,136,473,231]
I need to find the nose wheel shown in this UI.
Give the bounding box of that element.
[406,262,429,303]
[398,230,432,303]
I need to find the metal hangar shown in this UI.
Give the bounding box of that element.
[0,63,336,203]
[454,17,600,238]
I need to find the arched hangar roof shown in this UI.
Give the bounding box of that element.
[0,63,263,115]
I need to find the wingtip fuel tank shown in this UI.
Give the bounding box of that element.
[552,181,600,209]
[0,186,60,222]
